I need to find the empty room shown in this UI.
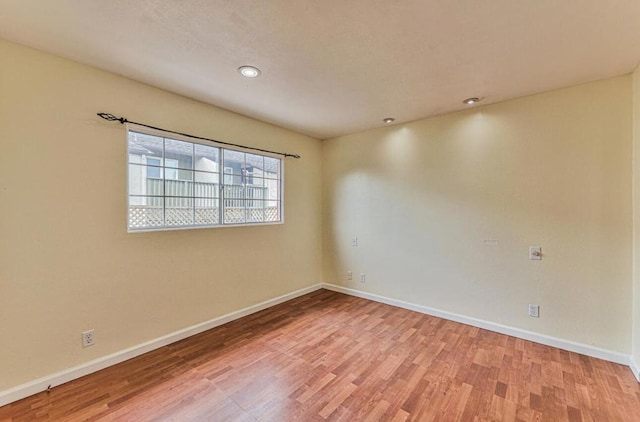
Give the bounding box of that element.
[2,1,640,421]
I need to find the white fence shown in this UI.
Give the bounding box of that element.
[129,179,278,229]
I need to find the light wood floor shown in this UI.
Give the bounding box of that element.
[1,289,639,421]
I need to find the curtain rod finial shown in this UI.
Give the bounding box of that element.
[97,113,127,124]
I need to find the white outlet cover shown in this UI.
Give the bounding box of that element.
[529,246,542,260]
[82,329,95,347]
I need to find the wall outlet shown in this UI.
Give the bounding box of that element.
[82,329,95,348]
[352,237,358,247]
[347,271,353,280]
[360,273,366,283]
[528,304,540,318]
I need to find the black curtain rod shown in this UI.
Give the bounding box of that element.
[97,113,301,159]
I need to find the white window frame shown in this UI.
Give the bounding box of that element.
[126,124,284,232]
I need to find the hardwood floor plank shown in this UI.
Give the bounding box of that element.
[2,289,639,421]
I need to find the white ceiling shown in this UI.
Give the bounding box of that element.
[2,1,640,139]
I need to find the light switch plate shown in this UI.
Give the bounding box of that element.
[529,246,542,260]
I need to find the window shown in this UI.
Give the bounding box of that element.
[127,127,282,231]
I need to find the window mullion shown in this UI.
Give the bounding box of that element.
[162,137,166,227]
[220,151,225,225]
[191,143,195,226]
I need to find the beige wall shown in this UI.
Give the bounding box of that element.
[633,65,640,366]
[0,40,323,390]
[323,76,633,353]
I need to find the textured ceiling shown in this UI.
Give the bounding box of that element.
[1,0,640,139]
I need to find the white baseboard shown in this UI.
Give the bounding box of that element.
[322,283,631,367]
[631,357,640,382]
[0,284,323,407]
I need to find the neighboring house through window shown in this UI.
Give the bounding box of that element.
[145,157,178,179]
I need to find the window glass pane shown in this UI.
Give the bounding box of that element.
[147,167,161,178]
[264,201,280,222]
[165,171,193,197]
[241,166,254,185]
[224,184,244,201]
[194,172,219,197]
[128,196,164,229]
[165,197,194,226]
[264,178,280,201]
[264,157,280,179]
[195,144,219,173]
[245,153,264,175]
[246,177,267,201]
[165,166,177,180]
[128,132,162,164]
[249,177,265,187]
[223,169,234,185]
[165,138,193,170]
[223,150,244,175]
[145,157,162,179]
[195,198,219,226]
[247,205,265,223]
[129,164,163,196]
[224,199,246,224]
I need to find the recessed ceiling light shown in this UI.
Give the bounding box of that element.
[383,117,395,124]
[463,97,480,105]
[238,65,261,78]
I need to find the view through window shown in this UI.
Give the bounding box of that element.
[127,129,282,231]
